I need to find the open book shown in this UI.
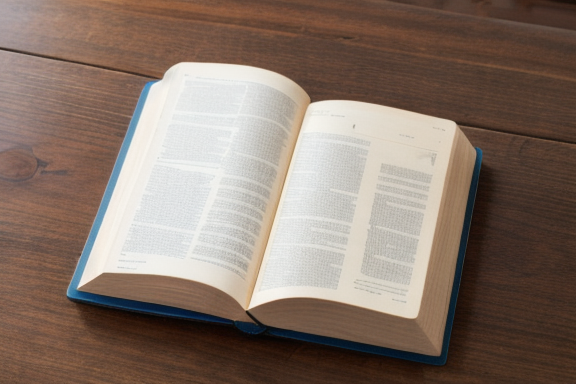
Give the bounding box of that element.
[68,63,481,364]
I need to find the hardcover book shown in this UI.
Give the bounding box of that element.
[68,63,481,365]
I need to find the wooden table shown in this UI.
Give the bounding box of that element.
[1,1,574,383]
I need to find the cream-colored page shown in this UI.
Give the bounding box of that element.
[79,75,174,286]
[81,63,310,309]
[249,100,456,318]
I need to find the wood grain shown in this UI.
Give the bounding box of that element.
[388,0,576,31]
[0,48,575,383]
[0,0,575,143]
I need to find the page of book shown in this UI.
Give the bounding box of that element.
[79,63,311,309]
[249,100,457,318]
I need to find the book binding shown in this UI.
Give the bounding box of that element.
[67,82,482,365]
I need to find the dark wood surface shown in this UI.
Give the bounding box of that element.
[0,1,574,383]
[389,0,576,31]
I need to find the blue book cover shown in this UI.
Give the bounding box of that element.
[68,82,482,365]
